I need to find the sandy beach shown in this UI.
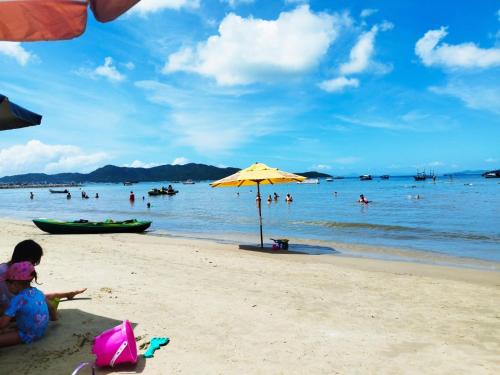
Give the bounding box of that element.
[0,218,499,374]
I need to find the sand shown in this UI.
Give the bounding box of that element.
[0,218,499,374]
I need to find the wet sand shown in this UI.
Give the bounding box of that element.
[0,218,499,374]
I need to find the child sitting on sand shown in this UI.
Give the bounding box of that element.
[0,240,86,320]
[0,262,49,347]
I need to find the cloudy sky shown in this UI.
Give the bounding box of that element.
[1,0,499,176]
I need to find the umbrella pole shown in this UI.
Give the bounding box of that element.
[257,182,263,248]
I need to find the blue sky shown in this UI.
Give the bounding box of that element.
[1,0,499,176]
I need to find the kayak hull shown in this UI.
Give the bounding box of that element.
[33,219,151,234]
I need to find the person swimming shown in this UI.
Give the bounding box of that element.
[285,193,293,202]
[267,194,272,203]
[358,194,369,204]
[273,192,279,200]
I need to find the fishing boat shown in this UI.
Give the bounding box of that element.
[359,175,372,181]
[33,219,151,234]
[380,175,390,180]
[325,177,333,182]
[483,170,500,178]
[148,188,178,196]
[297,178,320,184]
[182,179,195,184]
[49,189,69,193]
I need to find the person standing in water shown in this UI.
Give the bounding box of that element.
[129,191,135,201]
[29,192,34,200]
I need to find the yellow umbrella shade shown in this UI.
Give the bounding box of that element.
[210,162,306,187]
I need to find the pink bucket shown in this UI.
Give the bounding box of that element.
[92,320,138,367]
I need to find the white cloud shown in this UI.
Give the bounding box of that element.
[0,42,34,66]
[340,26,379,75]
[220,0,254,8]
[123,62,135,70]
[428,161,444,167]
[360,9,378,18]
[136,80,286,153]
[164,5,342,85]
[415,27,500,69]
[485,157,498,163]
[172,157,189,165]
[430,81,500,115]
[94,57,126,82]
[333,156,360,165]
[125,160,159,168]
[319,76,359,92]
[312,164,331,170]
[131,0,199,15]
[0,140,108,176]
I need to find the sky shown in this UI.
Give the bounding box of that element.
[1,0,499,176]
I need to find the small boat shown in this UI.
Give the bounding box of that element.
[182,179,195,184]
[33,219,151,234]
[325,177,333,182]
[334,176,345,179]
[380,175,389,180]
[49,189,69,193]
[359,175,372,181]
[148,188,178,196]
[297,178,320,184]
[483,170,500,178]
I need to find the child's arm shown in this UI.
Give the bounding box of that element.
[0,315,12,329]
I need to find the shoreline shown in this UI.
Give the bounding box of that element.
[3,217,499,272]
[1,218,499,374]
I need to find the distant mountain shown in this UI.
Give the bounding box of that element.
[0,163,240,184]
[296,171,332,178]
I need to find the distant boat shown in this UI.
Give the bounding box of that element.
[148,188,178,196]
[380,175,390,180]
[414,170,435,181]
[334,176,345,179]
[325,177,333,182]
[483,170,500,178]
[123,181,138,186]
[359,175,372,181]
[182,179,195,184]
[298,178,320,184]
[49,189,69,193]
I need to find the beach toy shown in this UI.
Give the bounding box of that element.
[71,362,95,375]
[92,320,138,367]
[144,337,170,358]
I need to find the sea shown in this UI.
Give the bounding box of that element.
[0,175,499,264]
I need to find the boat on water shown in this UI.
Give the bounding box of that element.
[325,177,333,182]
[359,175,372,181]
[380,175,390,180]
[33,219,151,234]
[298,178,320,184]
[49,189,69,193]
[414,170,436,181]
[483,170,500,178]
[148,188,178,196]
[334,176,345,179]
[182,179,195,184]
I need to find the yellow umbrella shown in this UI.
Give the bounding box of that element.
[210,162,306,248]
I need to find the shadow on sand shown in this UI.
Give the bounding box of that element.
[238,243,338,255]
[0,308,146,374]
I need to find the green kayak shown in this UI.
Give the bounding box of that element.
[33,219,152,234]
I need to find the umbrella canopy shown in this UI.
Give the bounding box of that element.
[211,162,306,248]
[210,162,306,187]
[0,0,139,41]
[0,94,42,131]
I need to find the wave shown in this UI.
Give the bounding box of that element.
[298,220,500,242]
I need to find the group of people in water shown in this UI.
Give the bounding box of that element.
[255,192,294,203]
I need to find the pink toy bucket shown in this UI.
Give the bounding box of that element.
[92,320,137,367]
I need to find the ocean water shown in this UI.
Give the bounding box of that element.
[0,175,499,262]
